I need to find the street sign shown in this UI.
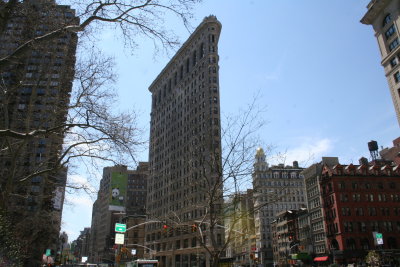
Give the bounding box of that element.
[115,233,125,244]
[45,249,51,256]
[115,223,126,233]
[373,232,384,245]
[376,233,383,245]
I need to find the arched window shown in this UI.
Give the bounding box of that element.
[383,13,392,27]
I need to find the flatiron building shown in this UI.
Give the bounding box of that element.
[146,16,224,267]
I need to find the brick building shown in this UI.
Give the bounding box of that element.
[320,161,400,265]
[380,137,400,165]
[302,157,339,261]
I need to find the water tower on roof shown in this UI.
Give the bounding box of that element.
[368,140,379,161]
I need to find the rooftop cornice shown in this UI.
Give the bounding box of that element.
[361,0,391,25]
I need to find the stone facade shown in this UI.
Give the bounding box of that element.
[361,0,400,125]
[146,16,224,267]
[252,148,306,266]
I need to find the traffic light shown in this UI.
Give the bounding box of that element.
[121,247,129,254]
[288,235,293,241]
[191,224,198,232]
[162,224,168,232]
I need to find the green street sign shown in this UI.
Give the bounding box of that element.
[115,223,126,233]
[45,249,51,256]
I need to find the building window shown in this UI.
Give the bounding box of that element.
[192,50,197,66]
[389,38,399,51]
[351,182,358,190]
[200,43,204,58]
[355,207,364,216]
[186,58,190,73]
[385,24,396,40]
[180,65,184,79]
[339,181,345,190]
[378,182,384,189]
[346,238,356,250]
[394,71,400,83]
[383,14,392,27]
[390,57,398,67]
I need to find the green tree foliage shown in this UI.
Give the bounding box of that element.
[366,250,380,267]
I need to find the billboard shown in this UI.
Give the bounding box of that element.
[52,186,65,210]
[109,172,128,211]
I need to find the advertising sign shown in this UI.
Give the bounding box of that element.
[115,233,125,245]
[52,186,65,211]
[109,172,128,211]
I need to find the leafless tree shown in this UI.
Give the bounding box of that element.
[144,98,271,267]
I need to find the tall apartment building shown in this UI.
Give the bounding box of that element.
[252,148,306,266]
[302,157,338,261]
[0,0,78,264]
[146,16,223,267]
[74,227,91,262]
[361,0,400,125]
[89,163,148,263]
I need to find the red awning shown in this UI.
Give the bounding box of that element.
[314,256,329,262]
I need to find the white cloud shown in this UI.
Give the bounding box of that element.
[68,174,96,192]
[66,195,93,209]
[271,138,333,167]
[62,194,93,241]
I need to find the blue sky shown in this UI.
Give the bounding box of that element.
[61,0,399,241]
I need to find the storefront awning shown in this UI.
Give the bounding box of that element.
[291,253,311,260]
[314,256,329,262]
